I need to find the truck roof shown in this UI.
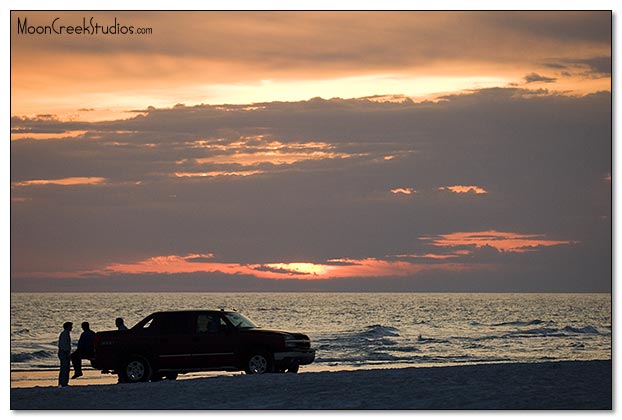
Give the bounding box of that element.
[150,309,236,314]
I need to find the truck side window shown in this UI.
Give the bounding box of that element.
[157,313,190,334]
[197,314,225,333]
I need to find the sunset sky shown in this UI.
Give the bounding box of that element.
[10,11,611,292]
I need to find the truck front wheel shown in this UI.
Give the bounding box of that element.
[244,351,273,374]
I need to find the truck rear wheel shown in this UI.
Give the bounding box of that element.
[120,355,152,383]
[244,351,273,374]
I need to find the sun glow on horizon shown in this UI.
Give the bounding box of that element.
[262,262,334,277]
[16,252,483,281]
[15,227,580,281]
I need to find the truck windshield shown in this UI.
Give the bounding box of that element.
[223,312,257,329]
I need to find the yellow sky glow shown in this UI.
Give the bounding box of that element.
[10,12,610,122]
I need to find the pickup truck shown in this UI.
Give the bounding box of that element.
[92,310,315,383]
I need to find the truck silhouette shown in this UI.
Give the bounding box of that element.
[92,310,315,382]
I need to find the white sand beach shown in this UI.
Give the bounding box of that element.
[10,360,611,410]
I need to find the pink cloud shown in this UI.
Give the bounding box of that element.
[390,188,417,195]
[421,230,577,253]
[26,253,480,281]
[439,185,488,194]
[11,177,107,187]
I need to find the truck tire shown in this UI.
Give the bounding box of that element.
[120,355,152,383]
[244,351,273,374]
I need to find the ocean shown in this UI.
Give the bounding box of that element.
[10,293,611,372]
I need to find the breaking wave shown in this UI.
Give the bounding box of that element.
[358,325,400,338]
[492,320,552,327]
[561,326,601,334]
[517,325,602,336]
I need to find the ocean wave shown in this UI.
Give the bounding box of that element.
[462,325,602,340]
[12,328,38,338]
[316,354,434,364]
[414,320,438,327]
[458,324,604,342]
[315,326,402,350]
[367,351,402,361]
[359,325,400,338]
[519,325,601,336]
[561,326,600,334]
[391,345,420,353]
[492,320,552,327]
[11,350,53,363]
[518,327,561,336]
[318,354,514,365]
[417,336,450,344]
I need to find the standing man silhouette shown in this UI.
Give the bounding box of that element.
[58,321,72,387]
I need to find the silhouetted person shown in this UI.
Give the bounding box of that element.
[71,322,96,379]
[115,317,128,331]
[58,321,72,387]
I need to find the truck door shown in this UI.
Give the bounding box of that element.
[150,312,194,370]
[192,313,237,369]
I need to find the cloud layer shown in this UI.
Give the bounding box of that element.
[11,88,611,291]
[11,11,611,118]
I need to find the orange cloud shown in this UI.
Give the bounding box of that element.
[174,171,264,178]
[15,231,576,281]
[192,140,358,166]
[90,253,479,281]
[389,251,471,260]
[422,230,577,253]
[11,177,107,187]
[10,130,88,141]
[391,188,416,195]
[439,185,488,194]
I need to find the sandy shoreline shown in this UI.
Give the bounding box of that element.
[10,360,612,410]
[10,362,371,388]
[10,368,240,388]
